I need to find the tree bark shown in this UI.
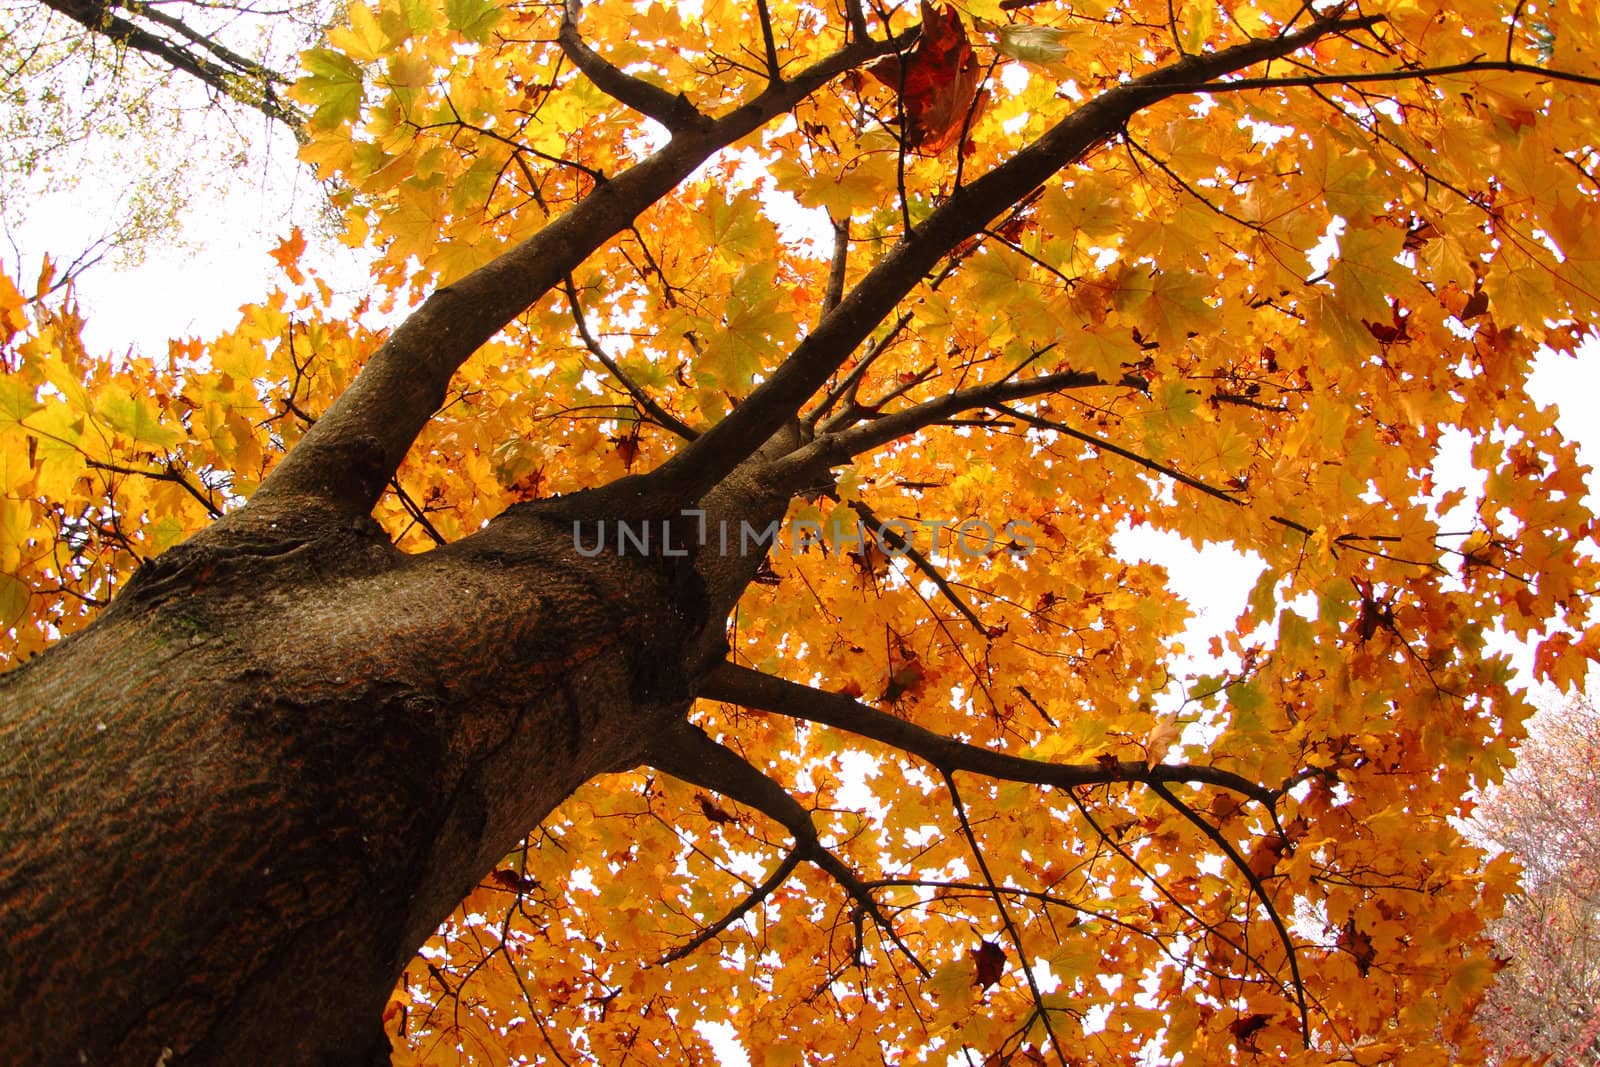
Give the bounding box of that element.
[0,501,702,1064]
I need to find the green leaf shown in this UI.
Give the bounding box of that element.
[98,388,181,451]
[0,375,41,426]
[445,0,503,41]
[989,23,1074,68]
[0,570,28,629]
[300,48,366,130]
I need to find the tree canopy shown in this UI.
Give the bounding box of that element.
[3,0,1600,1062]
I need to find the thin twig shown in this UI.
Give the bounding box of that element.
[943,770,1069,1067]
[563,276,698,441]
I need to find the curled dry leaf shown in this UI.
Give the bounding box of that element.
[861,0,986,153]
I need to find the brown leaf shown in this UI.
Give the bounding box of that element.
[972,940,1006,988]
[862,1,984,154]
[488,868,527,891]
[1339,918,1376,976]
[1229,1012,1272,1049]
[696,793,738,825]
[1247,833,1288,879]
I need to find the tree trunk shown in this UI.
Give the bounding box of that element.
[0,500,704,1064]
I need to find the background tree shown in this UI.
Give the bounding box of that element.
[0,0,324,294]
[1474,694,1600,1066]
[2,0,1600,1064]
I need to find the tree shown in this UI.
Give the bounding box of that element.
[0,0,324,297]
[2,0,1599,1061]
[1473,695,1600,1065]
[13,0,315,132]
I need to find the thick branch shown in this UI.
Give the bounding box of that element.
[557,5,711,132]
[699,662,1276,803]
[651,15,1382,506]
[124,0,287,86]
[820,216,850,319]
[246,26,912,522]
[1188,58,1600,94]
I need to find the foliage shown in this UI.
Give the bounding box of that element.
[4,0,1600,1061]
[1473,694,1600,1065]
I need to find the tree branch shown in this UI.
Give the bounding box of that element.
[84,458,223,519]
[698,662,1277,803]
[754,0,782,82]
[650,14,1383,507]
[557,2,712,133]
[1187,57,1600,94]
[123,0,288,87]
[820,216,850,320]
[773,366,1133,483]
[994,403,1247,507]
[563,276,699,441]
[849,499,987,632]
[943,770,1069,1067]
[244,24,913,523]
[39,0,302,132]
[804,310,914,430]
[643,720,929,975]
[1146,779,1310,1044]
[657,848,803,963]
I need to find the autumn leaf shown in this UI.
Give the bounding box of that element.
[270,228,308,285]
[1339,918,1376,976]
[977,20,1075,70]
[696,793,738,825]
[862,1,985,154]
[972,940,1006,989]
[1229,1012,1272,1049]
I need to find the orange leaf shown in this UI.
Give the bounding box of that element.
[270,227,308,284]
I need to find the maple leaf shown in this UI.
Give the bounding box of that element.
[1339,918,1376,976]
[269,227,308,285]
[862,1,986,154]
[972,940,1006,988]
[1229,1012,1272,1049]
[695,793,739,825]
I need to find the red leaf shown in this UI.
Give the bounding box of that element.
[611,431,641,468]
[489,868,538,892]
[1365,319,1399,343]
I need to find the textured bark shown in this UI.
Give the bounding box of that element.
[0,500,704,1065]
